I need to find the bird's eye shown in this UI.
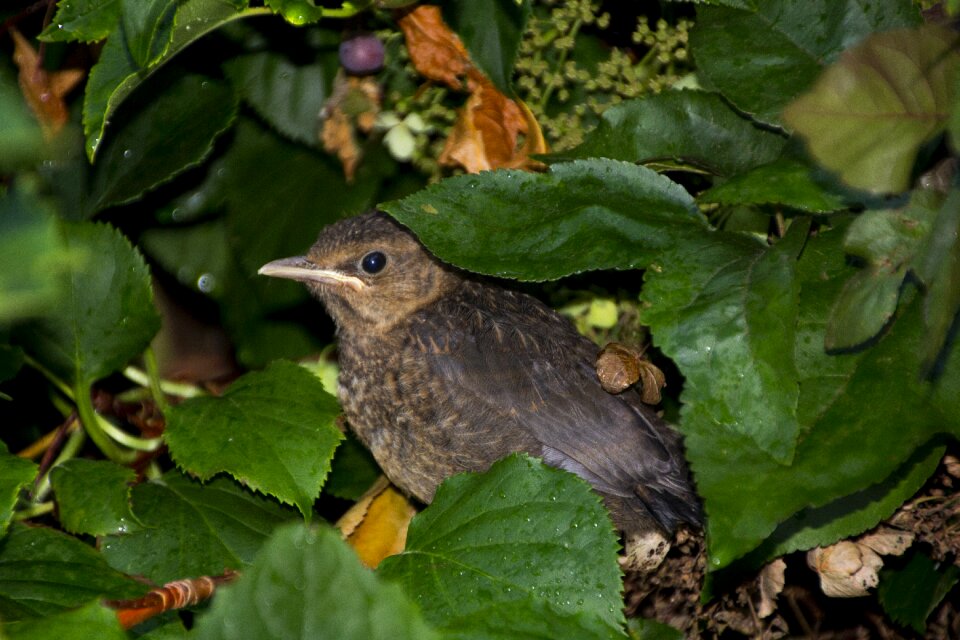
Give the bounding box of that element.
[360,251,387,274]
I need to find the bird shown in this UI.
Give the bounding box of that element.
[259,211,701,566]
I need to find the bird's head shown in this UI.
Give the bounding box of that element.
[258,212,461,333]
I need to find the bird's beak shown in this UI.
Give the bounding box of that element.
[258,256,366,291]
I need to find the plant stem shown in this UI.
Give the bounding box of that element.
[123,366,204,399]
[74,382,136,464]
[143,347,169,412]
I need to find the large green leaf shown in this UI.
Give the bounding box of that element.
[224,53,327,146]
[0,443,36,537]
[50,459,140,537]
[140,219,231,299]
[641,220,807,464]
[39,0,122,43]
[0,524,146,621]
[13,221,159,387]
[121,0,179,67]
[690,0,920,125]
[382,159,707,281]
[783,25,959,193]
[87,71,238,213]
[378,454,626,640]
[748,444,943,564]
[82,0,268,160]
[649,221,960,568]
[545,91,785,177]
[442,0,530,95]
[194,523,440,640]
[100,472,298,584]
[164,360,343,518]
[2,601,127,640]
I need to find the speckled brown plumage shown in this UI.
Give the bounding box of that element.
[259,211,701,536]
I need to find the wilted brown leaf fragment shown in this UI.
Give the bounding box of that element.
[10,27,83,135]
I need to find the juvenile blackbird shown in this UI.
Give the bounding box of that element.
[259,212,701,554]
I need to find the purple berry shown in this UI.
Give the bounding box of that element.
[339,34,385,75]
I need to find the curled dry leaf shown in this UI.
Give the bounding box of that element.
[10,28,84,135]
[336,475,417,569]
[596,342,666,404]
[397,5,547,173]
[807,527,914,598]
[757,558,786,618]
[396,5,472,90]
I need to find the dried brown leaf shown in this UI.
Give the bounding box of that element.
[396,5,472,90]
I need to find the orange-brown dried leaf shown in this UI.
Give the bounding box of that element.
[11,28,83,135]
[439,80,546,173]
[397,5,472,90]
[336,476,416,568]
[597,343,642,394]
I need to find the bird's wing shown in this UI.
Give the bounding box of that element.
[408,288,700,531]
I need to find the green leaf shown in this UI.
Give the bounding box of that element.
[749,444,943,563]
[100,472,298,584]
[662,220,960,568]
[50,459,140,537]
[0,443,36,536]
[165,360,343,518]
[194,523,440,640]
[641,220,807,465]
[698,156,848,213]
[783,25,960,193]
[224,53,326,146]
[88,72,238,213]
[0,190,72,324]
[378,454,626,640]
[82,0,267,160]
[824,267,904,351]
[878,550,960,633]
[914,190,960,370]
[0,524,146,621]
[2,601,127,640]
[39,0,122,43]
[325,432,381,501]
[690,1,920,125]
[264,0,325,25]
[0,64,44,169]
[13,221,159,388]
[545,91,785,178]
[382,159,706,281]
[121,0,179,67]
[825,192,939,350]
[442,0,530,95]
